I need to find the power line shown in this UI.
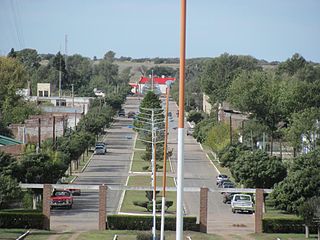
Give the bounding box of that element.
[10,0,23,49]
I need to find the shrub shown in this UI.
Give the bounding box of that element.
[262,217,317,233]
[0,209,44,229]
[107,215,198,231]
[136,232,161,240]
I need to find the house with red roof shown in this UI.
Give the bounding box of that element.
[133,76,176,95]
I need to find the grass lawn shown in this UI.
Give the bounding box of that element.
[120,190,177,213]
[127,175,175,188]
[0,229,317,239]
[264,206,300,219]
[130,151,169,173]
[134,138,145,149]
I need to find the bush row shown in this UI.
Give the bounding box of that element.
[263,217,317,233]
[107,215,199,231]
[0,210,44,229]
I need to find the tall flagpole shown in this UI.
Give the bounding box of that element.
[176,0,186,239]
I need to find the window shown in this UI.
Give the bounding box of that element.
[39,91,43,97]
[44,91,49,97]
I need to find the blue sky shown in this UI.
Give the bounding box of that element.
[1,0,319,62]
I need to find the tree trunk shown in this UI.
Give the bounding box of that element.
[318,226,320,240]
[32,194,37,210]
[305,225,309,238]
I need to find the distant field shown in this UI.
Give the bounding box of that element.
[114,60,179,82]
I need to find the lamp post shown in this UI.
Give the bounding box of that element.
[135,107,164,240]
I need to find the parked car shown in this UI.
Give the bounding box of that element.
[186,127,194,136]
[50,190,73,209]
[118,109,125,117]
[231,194,254,214]
[127,111,136,118]
[65,188,81,196]
[216,174,229,185]
[95,142,107,155]
[218,179,233,188]
[222,192,236,204]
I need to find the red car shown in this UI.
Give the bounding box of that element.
[50,190,73,209]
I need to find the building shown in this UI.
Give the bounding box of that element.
[0,135,24,156]
[137,76,176,95]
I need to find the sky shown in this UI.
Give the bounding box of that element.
[0,0,320,62]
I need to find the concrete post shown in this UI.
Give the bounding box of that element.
[99,184,107,230]
[255,188,264,233]
[42,184,52,230]
[199,187,208,233]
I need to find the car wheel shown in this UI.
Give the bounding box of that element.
[232,208,235,214]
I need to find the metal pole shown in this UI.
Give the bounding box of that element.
[153,142,157,240]
[229,114,232,145]
[53,116,56,149]
[38,118,41,152]
[176,0,186,239]
[161,87,170,240]
[72,84,74,107]
[151,110,156,240]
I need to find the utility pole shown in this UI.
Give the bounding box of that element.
[59,55,62,104]
[160,87,170,240]
[71,84,74,107]
[229,114,232,145]
[176,0,186,239]
[151,109,157,240]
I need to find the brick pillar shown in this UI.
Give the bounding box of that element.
[255,188,264,233]
[99,184,107,230]
[199,187,208,233]
[42,184,52,230]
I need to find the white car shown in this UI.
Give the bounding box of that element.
[231,194,254,214]
[216,174,229,185]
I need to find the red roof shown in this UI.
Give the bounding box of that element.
[129,83,138,87]
[139,76,176,85]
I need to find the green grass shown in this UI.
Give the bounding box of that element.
[134,138,145,149]
[120,190,177,213]
[130,151,147,172]
[0,229,317,239]
[127,176,175,188]
[264,206,300,219]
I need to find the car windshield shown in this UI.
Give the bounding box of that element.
[235,195,251,201]
[53,191,70,197]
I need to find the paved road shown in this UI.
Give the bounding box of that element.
[51,97,138,231]
[166,100,254,234]
[51,96,254,234]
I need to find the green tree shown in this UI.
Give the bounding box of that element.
[0,57,27,109]
[231,150,286,188]
[271,149,320,213]
[193,117,216,143]
[276,53,307,76]
[10,152,67,184]
[135,91,164,164]
[285,108,320,153]
[218,143,250,168]
[205,122,237,152]
[103,50,116,62]
[146,66,177,77]
[228,70,283,153]
[15,48,41,72]
[187,111,204,124]
[0,174,21,209]
[201,53,261,104]
[298,197,320,238]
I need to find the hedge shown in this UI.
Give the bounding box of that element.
[263,217,317,234]
[107,215,199,231]
[0,209,44,229]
